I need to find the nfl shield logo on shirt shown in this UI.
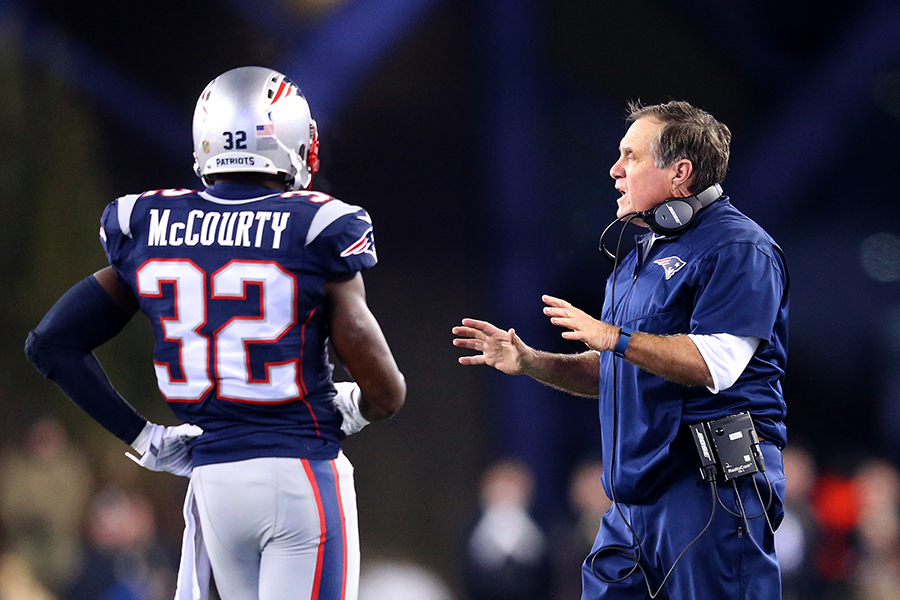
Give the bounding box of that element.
[653,256,686,280]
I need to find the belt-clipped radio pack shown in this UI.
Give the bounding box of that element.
[689,412,765,482]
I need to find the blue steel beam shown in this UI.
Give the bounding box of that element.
[479,0,571,524]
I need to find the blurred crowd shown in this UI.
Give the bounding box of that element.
[4,416,900,600]
[461,446,900,600]
[0,416,181,600]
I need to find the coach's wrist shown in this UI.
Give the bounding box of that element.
[520,348,546,377]
[613,326,633,357]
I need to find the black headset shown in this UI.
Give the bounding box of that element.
[599,183,724,262]
[640,183,723,235]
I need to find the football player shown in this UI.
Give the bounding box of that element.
[26,66,406,600]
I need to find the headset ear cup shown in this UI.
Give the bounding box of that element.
[646,198,699,235]
[640,185,722,235]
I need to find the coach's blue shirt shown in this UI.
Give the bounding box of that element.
[599,197,788,504]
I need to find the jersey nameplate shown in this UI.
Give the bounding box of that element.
[148,208,290,249]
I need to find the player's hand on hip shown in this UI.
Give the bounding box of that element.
[452,318,535,375]
[333,381,370,436]
[126,422,204,477]
[542,295,618,352]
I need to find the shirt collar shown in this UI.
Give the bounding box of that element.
[205,181,282,200]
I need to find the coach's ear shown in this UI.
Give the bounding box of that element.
[669,159,694,197]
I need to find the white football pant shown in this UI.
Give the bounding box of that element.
[191,453,359,600]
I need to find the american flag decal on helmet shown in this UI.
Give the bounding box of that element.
[653,256,687,280]
[340,224,377,260]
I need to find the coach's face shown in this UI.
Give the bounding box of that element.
[610,117,683,222]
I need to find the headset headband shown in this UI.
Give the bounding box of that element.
[694,183,724,209]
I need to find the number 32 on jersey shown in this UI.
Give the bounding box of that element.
[136,258,301,404]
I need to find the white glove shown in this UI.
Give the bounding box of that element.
[126,422,204,477]
[333,381,370,436]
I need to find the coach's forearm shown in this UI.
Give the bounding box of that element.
[523,350,600,398]
[620,332,713,388]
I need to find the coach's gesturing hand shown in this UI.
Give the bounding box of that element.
[453,311,601,398]
[452,318,536,376]
[542,295,619,352]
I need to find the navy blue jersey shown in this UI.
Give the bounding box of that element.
[600,197,788,503]
[99,182,377,465]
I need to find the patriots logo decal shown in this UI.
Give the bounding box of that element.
[340,223,377,260]
[653,256,686,280]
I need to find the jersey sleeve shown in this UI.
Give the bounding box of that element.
[99,194,140,271]
[690,241,787,341]
[305,201,378,277]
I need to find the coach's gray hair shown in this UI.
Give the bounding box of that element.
[626,100,731,194]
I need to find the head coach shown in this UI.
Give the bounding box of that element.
[453,99,789,599]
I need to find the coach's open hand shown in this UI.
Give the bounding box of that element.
[452,318,536,376]
[541,295,619,352]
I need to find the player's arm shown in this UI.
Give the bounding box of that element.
[325,272,406,422]
[25,266,203,474]
[24,266,146,444]
[452,318,600,397]
[93,264,139,314]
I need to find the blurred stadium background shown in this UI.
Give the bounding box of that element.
[1,0,900,598]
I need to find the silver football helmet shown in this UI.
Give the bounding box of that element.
[192,66,319,190]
